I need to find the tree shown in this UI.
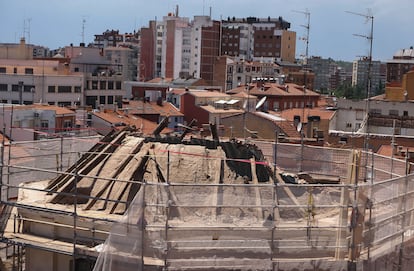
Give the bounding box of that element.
[333,83,365,100]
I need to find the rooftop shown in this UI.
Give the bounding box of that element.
[276,107,336,123]
[121,100,183,117]
[231,83,319,97]
[93,110,172,135]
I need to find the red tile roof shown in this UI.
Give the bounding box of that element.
[188,90,230,98]
[231,83,320,97]
[275,121,301,138]
[146,77,173,83]
[168,88,187,95]
[251,111,300,138]
[6,104,75,115]
[275,107,336,123]
[121,100,183,116]
[93,111,172,135]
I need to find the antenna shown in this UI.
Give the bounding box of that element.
[293,9,310,172]
[292,9,310,65]
[23,18,32,43]
[346,9,374,99]
[81,16,87,44]
[346,9,374,181]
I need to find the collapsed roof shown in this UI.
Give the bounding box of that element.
[46,129,272,215]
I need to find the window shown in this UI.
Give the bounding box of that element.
[11,85,19,92]
[346,123,352,128]
[24,85,34,92]
[13,68,17,74]
[0,67,6,73]
[100,81,107,90]
[370,108,381,115]
[63,120,72,129]
[58,101,71,107]
[99,96,106,105]
[403,111,408,117]
[108,81,114,90]
[25,68,34,74]
[116,81,122,90]
[74,86,81,93]
[40,120,49,130]
[389,109,399,116]
[57,86,72,93]
[0,84,7,91]
[48,86,56,93]
[107,95,114,105]
[92,81,98,90]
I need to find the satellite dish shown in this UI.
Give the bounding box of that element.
[242,100,248,110]
[297,122,303,132]
[256,96,267,110]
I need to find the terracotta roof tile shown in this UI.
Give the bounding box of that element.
[276,107,335,123]
[7,104,75,115]
[121,100,183,116]
[231,83,319,97]
[93,111,172,135]
[188,90,230,98]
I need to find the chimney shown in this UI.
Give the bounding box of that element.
[157,96,163,106]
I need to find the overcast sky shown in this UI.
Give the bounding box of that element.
[1,0,413,61]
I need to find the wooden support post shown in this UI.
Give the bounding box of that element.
[251,157,264,220]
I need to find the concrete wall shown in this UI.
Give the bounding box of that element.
[334,98,414,132]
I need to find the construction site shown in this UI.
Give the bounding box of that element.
[1,124,414,271]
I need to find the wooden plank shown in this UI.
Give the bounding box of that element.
[106,144,153,214]
[251,157,264,220]
[49,131,127,203]
[46,130,117,192]
[83,137,145,211]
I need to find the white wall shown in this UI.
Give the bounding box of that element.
[332,98,414,135]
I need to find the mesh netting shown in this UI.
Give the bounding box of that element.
[2,136,101,199]
[90,142,414,270]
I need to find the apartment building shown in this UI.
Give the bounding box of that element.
[0,58,84,106]
[0,104,76,141]
[221,16,296,63]
[0,38,34,60]
[138,14,220,85]
[104,46,138,81]
[307,57,338,92]
[65,45,126,108]
[139,21,157,81]
[352,57,386,96]
[229,82,319,112]
[387,47,414,83]
[213,56,284,91]
[138,13,296,86]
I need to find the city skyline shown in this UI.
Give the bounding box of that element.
[1,0,413,62]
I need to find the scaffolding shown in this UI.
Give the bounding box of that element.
[1,133,414,271]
